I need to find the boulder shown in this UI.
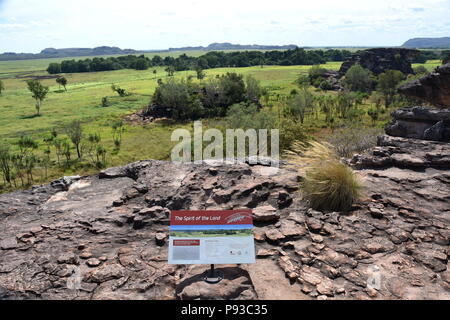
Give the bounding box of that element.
[339,48,419,76]
[399,63,450,108]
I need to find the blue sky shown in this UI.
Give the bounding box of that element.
[0,0,449,53]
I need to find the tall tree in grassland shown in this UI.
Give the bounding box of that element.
[26,80,49,116]
[56,77,68,91]
[0,80,4,95]
[286,87,314,124]
[66,121,83,159]
[377,70,404,107]
[165,66,175,77]
[195,66,205,80]
[244,75,262,103]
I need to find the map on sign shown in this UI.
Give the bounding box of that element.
[168,210,256,265]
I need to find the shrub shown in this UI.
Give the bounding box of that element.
[413,65,429,75]
[308,65,328,82]
[327,126,382,158]
[111,84,129,97]
[101,97,109,107]
[296,74,310,87]
[286,141,362,211]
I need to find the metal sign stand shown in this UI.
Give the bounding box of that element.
[202,264,223,284]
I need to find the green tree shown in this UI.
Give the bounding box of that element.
[65,121,83,159]
[26,80,49,116]
[56,76,68,91]
[111,120,125,150]
[195,66,205,80]
[286,87,314,124]
[244,75,262,103]
[0,143,12,185]
[343,64,374,92]
[367,108,379,126]
[47,63,61,74]
[377,70,404,107]
[165,66,175,76]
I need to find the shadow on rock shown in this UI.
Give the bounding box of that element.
[176,267,257,300]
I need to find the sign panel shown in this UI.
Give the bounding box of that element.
[168,210,256,265]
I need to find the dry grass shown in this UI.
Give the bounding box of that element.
[286,141,362,211]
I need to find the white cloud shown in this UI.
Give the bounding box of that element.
[0,0,449,52]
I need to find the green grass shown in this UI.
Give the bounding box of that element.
[412,59,442,71]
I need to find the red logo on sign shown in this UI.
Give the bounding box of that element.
[225,211,253,224]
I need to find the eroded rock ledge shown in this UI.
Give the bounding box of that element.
[385,107,450,142]
[0,159,448,300]
[399,63,450,108]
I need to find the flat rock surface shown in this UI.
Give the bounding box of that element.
[0,158,449,300]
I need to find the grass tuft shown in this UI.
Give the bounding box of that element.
[286,141,362,212]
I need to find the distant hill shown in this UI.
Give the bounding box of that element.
[0,46,139,61]
[0,43,300,62]
[402,37,450,48]
[168,42,298,51]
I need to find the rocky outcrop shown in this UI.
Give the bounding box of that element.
[351,135,450,169]
[385,107,450,142]
[398,63,450,108]
[0,159,448,300]
[339,48,420,76]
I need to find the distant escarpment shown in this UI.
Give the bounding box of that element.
[402,37,450,49]
[168,42,299,51]
[0,46,139,61]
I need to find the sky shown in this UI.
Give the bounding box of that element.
[0,0,449,53]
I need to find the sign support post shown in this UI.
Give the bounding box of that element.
[202,264,224,284]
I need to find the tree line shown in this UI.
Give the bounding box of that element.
[46,49,355,74]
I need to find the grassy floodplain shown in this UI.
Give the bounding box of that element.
[0,51,439,191]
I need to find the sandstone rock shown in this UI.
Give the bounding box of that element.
[265,229,285,242]
[79,251,93,259]
[86,258,102,267]
[87,263,126,283]
[278,256,299,280]
[339,48,419,76]
[385,107,450,141]
[316,278,335,296]
[253,205,279,222]
[0,237,18,250]
[362,237,395,254]
[0,158,449,300]
[155,232,167,246]
[352,135,450,168]
[306,217,323,233]
[57,252,78,265]
[299,266,323,286]
[177,267,255,300]
[279,220,307,238]
[256,248,279,257]
[399,63,450,108]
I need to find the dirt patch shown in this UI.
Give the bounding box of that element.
[16,74,59,80]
